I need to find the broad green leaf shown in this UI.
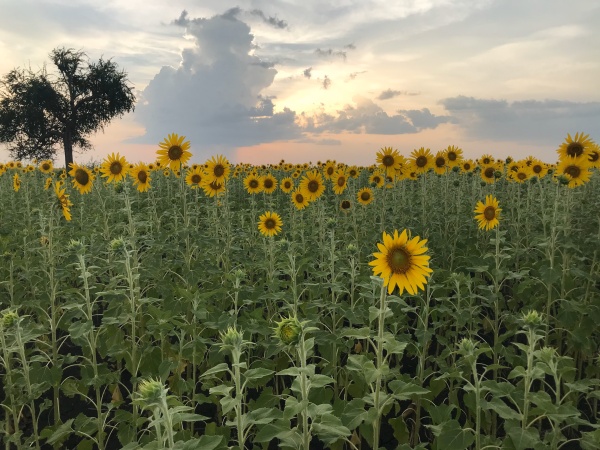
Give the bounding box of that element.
[388,379,430,400]
[202,363,230,377]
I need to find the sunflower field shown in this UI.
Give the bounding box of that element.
[0,133,599,450]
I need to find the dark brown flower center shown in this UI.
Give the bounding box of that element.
[484,167,495,178]
[75,168,89,185]
[209,181,222,190]
[416,156,428,167]
[341,200,351,210]
[589,151,599,162]
[168,145,183,160]
[137,171,148,183]
[42,163,51,171]
[264,178,274,189]
[517,172,527,180]
[349,170,358,177]
[213,164,225,177]
[110,161,122,175]
[191,174,201,184]
[373,176,381,184]
[484,206,496,221]
[447,152,457,161]
[382,155,395,167]
[326,166,335,176]
[566,142,583,157]
[435,157,445,168]
[337,176,346,187]
[265,218,276,229]
[295,193,304,203]
[308,180,320,193]
[532,164,543,174]
[249,179,259,188]
[464,163,471,170]
[387,247,410,273]
[360,191,371,201]
[564,165,581,178]
[284,181,291,189]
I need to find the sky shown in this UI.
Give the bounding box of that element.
[0,0,599,166]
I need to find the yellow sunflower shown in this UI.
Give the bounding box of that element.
[556,132,594,161]
[258,211,283,237]
[44,177,53,190]
[478,154,494,166]
[432,151,448,175]
[68,163,95,194]
[460,159,475,173]
[347,166,360,178]
[244,173,263,194]
[280,177,294,193]
[480,163,500,184]
[54,182,73,221]
[332,168,348,195]
[201,178,226,197]
[369,171,385,188]
[185,167,203,189]
[410,147,434,173]
[530,160,549,178]
[100,153,129,184]
[444,146,463,167]
[357,187,374,206]
[291,189,310,210]
[131,163,151,192]
[556,155,593,188]
[38,160,54,174]
[376,146,403,179]
[261,173,278,194]
[474,195,501,231]
[508,164,532,183]
[13,173,21,192]
[368,229,432,295]
[323,161,337,180]
[587,143,600,168]
[205,154,231,183]
[157,133,192,170]
[300,170,326,201]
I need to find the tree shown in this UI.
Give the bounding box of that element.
[0,47,136,167]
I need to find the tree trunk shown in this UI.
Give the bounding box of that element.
[63,128,73,169]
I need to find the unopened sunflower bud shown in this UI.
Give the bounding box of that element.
[137,378,166,407]
[220,326,243,349]
[346,243,358,255]
[68,239,85,254]
[1,310,19,328]
[274,317,302,346]
[457,337,477,357]
[109,238,126,253]
[556,175,570,185]
[452,166,460,173]
[522,310,543,329]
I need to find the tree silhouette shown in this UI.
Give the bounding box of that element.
[0,47,135,167]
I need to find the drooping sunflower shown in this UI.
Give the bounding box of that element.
[332,168,348,195]
[280,177,294,193]
[157,133,192,170]
[556,132,594,161]
[54,182,73,221]
[13,173,21,192]
[368,229,432,295]
[257,211,283,237]
[291,189,310,210]
[100,153,129,183]
[131,163,151,192]
[445,146,463,167]
[474,195,501,231]
[201,178,226,197]
[357,187,374,206]
[185,167,203,189]
[244,173,262,194]
[369,171,385,188]
[556,154,592,188]
[205,154,231,184]
[261,173,278,194]
[38,160,54,174]
[300,170,326,201]
[68,163,95,194]
[376,147,403,179]
[432,151,448,175]
[410,147,434,173]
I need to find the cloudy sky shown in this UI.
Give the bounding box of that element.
[0,0,599,165]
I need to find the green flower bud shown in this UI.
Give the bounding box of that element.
[109,238,126,253]
[1,310,19,328]
[556,175,570,185]
[220,326,243,349]
[494,170,503,179]
[137,378,166,407]
[346,243,359,255]
[521,310,543,329]
[67,239,85,254]
[457,337,477,357]
[274,317,302,346]
[114,181,124,194]
[453,180,460,187]
[452,166,460,173]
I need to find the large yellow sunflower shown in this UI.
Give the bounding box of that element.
[357,187,374,206]
[258,211,283,237]
[444,146,463,167]
[205,154,231,184]
[185,167,203,189]
[54,182,73,221]
[300,170,325,201]
[68,163,95,194]
[244,173,263,194]
[157,133,192,170]
[474,195,501,231]
[100,153,129,184]
[530,160,549,178]
[376,147,403,179]
[332,168,348,195]
[556,154,592,188]
[410,147,434,173]
[131,163,151,192]
[201,178,226,197]
[460,159,475,173]
[38,160,54,174]
[556,132,594,161]
[368,229,432,295]
[261,173,278,194]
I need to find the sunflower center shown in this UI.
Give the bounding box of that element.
[382,155,395,167]
[517,172,527,180]
[484,206,496,220]
[483,158,491,164]
[110,162,122,175]
[284,181,291,188]
[191,174,201,184]
[464,163,471,170]
[249,179,259,188]
[264,178,274,189]
[75,168,89,185]
[564,165,581,178]
[566,142,583,157]
[42,163,51,171]
[326,167,335,176]
[349,170,358,177]
[341,200,351,209]
[295,193,304,203]
[138,171,148,183]
[210,181,222,190]
[416,156,428,168]
[373,176,381,184]
[532,164,542,174]
[337,176,346,187]
[589,151,599,162]
[265,218,276,229]
[360,191,371,201]
[308,180,320,193]
[387,247,411,274]
[447,152,457,161]
[435,157,445,168]
[168,145,183,161]
[484,167,495,178]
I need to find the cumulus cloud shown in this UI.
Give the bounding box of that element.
[440,95,600,145]
[134,10,301,158]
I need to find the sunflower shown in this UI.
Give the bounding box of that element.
[444,146,463,167]
[54,182,73,221]
[474,195,501,231]
[244,173,262,194]
[13,173,21,192]
[258,211,283,237]
[478,154,494,166]
[279,177,293,194]
[332,168,348,195]
[68,163,95,194]
[587,143,600,168]
[185,167,203,189]
[131,163,151,192]
[347,166,360,179]
[100,153,129,183]
[556,132,594,160]
[300,170,325,201]
[530,160,549,178]
[340,199,352,212]
[38,160,54,174]
[432,151,448,175]
[44,177,53,190]
[369,171,385,188]
[291,189,310,210]
[157,133,192,170]
[201,178,226,197]
[410,147,434,173]
[162,169,171,177]
[480,163,500,184]
[376,147,403,179]
[261,173,278,194]
[508,164,532,183]
[205,154,231,184]
[357,187,374,206]
[368,229,432,295]
[556,154,592,188]
[323,161,337,180]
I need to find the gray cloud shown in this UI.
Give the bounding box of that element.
[173,8,288,30]
[315,48,347,61]
[322,75,331,89]
[295,138,342,145]
[377,89,420,100]
[249,9,289,29]
[347,71,367,80]
[344,43,356,50]
[440,95,600,146]
[133,10,301,158]
[303,67,313,78]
